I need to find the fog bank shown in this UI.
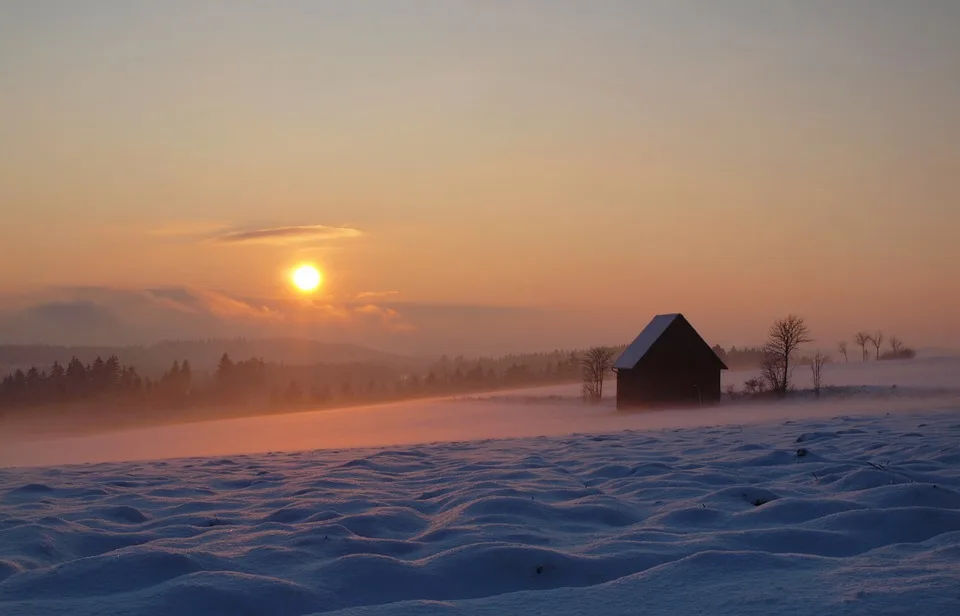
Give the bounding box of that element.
[2,358,957,468]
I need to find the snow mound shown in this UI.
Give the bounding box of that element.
[1,410,960,615]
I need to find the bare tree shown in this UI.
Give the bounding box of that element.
[810,350,827,398]
[743,378,766,395]
[581,382,594,402]
[889,336,904,357]
[870,330,884,360]
[581,347,614,403]
[854,332,871,362]
[724,383,739,400]
[837,341,849,363]
[760,353,786,394]
[762,315,813,395]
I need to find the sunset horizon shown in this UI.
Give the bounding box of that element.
[3,1,958,355]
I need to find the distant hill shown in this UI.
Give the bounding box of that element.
[0,338,421,377]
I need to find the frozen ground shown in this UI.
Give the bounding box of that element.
[1,410,959,615]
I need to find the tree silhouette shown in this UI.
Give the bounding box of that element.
[215,353,234,393]
[104,355,121,391]
[49,361,66,400]
[66,357,87,395]
[1,343,643,419]
[869,330,884,361]
[837,341,849,363]
[854,332,871,362]
[889,336,904,357]
[581,347,614,403]
[762,315,813,395]
[180,360,192,393]
[90,356,107,394]
[810,350,827,398]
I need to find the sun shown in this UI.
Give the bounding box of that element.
[291,264,322,293]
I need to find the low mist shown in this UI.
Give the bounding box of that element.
[2,358,957,469]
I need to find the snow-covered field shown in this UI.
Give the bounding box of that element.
[1,357,959,615]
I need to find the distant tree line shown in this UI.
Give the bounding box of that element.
[710,345,766,369]
[0,347,625,415]
[0,338,411,381]
[710,344,825,369]
[843,330,916,362]
[713,333,916,371]
[0,328,919,415]
[723,317,919,400]
[0,354,182,409]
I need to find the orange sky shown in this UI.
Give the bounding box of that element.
[1,2,957,354]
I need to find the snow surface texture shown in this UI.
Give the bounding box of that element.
[2,410,959,615]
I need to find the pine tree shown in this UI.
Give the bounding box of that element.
[179,360,192,394]
[11,369,27,403]
[90,356,107,394]
[66,357,87,396]
[216,353,234,390]
[49,361,66,401]
[104,355,121,392]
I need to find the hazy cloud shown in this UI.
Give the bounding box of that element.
[0,286,418,344]
[211,225,362,245]
[147,287,204,312]
[0,288,591,355]
[353,304,414,332]
[196,290,284,320]
[27,300,118,328]
[0,300,128,346]
[355,290,400,300]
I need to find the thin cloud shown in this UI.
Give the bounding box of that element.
[140,287,409,330]
[355,290,400,300]
[211,225,362,246]
[192,290,284,321]
[355,304,400,318]
[144,287,281,320]
[147,287,204,312]
[354,304,415,332]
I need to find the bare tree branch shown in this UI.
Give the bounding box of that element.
[854,332,871,362]
[581,347,614,403]
[837,341,849,363]
[811,350,827,398]
[870,330,884,361]
[763,315,813,395]
[889,336,904,356]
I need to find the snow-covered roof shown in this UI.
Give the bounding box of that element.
[613,313,682,370]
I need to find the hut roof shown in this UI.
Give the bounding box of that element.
[613,313,728,371]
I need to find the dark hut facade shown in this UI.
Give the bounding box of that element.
[613,313,728,409]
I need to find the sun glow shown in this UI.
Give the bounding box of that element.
[291,264,322,293]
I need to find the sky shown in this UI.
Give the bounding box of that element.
[1,1,958,355]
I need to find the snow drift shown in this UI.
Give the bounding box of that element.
[1,409,959,615]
